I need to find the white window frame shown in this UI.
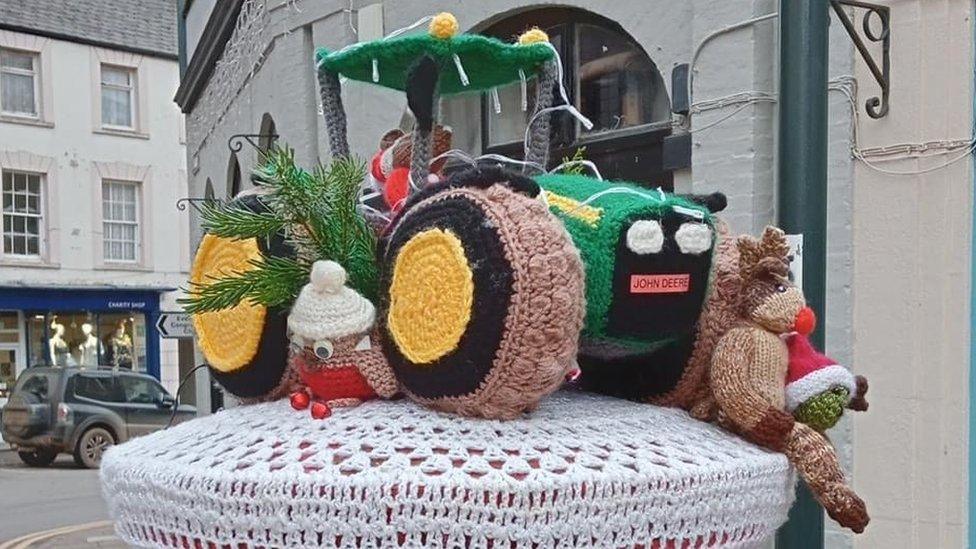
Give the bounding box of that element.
[1,169,45,259]
[0,310,26,396]
[101,179,141,264]
[0,47,39,119]
[99,64,136,130]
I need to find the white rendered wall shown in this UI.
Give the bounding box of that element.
[850,1,972,546]
[0,30,189,393]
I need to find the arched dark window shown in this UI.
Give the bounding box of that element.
[204,178,215,200]
[227,153,241,198]
[258,113,277,153]
[454,8,673,188]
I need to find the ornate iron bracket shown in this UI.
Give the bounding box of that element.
[176,197,221,213]
[227,133,279,154]
[830,0,890,118]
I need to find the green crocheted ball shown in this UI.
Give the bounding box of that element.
[794,387,851,432]
[316,34,553,95]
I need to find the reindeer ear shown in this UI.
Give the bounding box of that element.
[379,128,405,150]
[759,226,790,260]
[755,256,790,278]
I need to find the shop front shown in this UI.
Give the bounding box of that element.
[0,287,162,403]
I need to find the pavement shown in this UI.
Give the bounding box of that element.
[0,450,124,548]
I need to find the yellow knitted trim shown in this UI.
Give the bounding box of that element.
[387,228,474,364]
[190,234,266,373]
[544,190,602,227]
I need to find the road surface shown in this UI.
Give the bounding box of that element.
[0,450,120,547]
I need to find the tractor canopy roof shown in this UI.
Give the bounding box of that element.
[315,13,554,95]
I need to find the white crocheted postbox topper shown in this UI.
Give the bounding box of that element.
[101,391,795,548]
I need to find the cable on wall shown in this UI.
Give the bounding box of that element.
[687,10,973,177]
[687,75,974,176]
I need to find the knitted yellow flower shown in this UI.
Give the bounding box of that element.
[518,27,549,45]
[429,12,459,39]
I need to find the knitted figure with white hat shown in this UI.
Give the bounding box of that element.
[287,260,398,419]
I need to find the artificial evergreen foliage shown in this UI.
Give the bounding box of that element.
[559,147,588,176]
[182,255,307,314]
[181,146,379,313]
[199,200,286,239]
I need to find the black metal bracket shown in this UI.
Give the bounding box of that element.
[176,197,221,213]
[227,133,278,154]
[830,0,890,118]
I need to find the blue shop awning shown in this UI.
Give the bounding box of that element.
[0,287,166,312]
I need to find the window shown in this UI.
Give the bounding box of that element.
[0,311,20,399]
[73,375,120,402]
[575,23,668,135]
[23,311,146,372]
[258,113,277,153]
[119,375,165,404]
[0,311,18,344]
[100,64,135,128]
[14,371,51,400]
[446,8,673,188]
[0,48,38,117]
[2,170,43,257]
[102,180,140,262]
[227,154,241,198]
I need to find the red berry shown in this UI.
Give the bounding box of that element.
[370,151,386,182]
[290,391,310,410]
[310,402,332,420]
[384,167,411,210]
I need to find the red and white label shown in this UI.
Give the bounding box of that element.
[630,274,691,294]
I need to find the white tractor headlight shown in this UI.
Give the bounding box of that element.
[625,220,664,254]
[675,222,713,255]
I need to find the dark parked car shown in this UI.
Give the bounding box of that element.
[1,367,195,468]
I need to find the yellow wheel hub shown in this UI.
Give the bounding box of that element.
[190,234,266,373]
[387,228,474,364]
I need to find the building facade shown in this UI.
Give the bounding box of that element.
[177,1,972,546]
[0,0,191,399]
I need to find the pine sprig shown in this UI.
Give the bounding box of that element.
[256,147,378,300]
[199,200,286,239]
[180,255,307,314]
[560,146,588,175]
[184,144,380,313]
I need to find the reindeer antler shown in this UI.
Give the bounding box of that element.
[737,226,790,282]
[759,226,790,260]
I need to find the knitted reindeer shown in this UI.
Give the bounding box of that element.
[709,227,869,533]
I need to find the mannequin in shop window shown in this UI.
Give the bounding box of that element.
[78,323,102,368]
[103,320,133,370]
[48,322,75,367]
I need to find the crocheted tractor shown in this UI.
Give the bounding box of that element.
[313,14,734,408]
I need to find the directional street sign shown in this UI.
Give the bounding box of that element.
[156,312,195,339]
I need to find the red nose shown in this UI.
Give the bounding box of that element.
[794,307,816,335]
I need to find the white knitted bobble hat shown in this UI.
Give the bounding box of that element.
[287,260,375,341]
